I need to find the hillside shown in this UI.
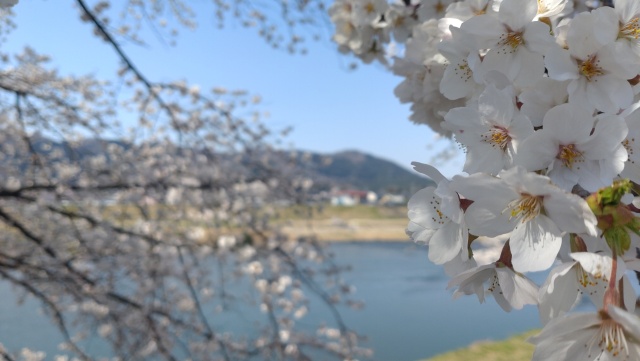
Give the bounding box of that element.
[290,149,434,194]
[13,135,434,195]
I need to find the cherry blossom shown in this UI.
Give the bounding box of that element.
[620,102,640,183]
[531,306,640,360]
[518,77,569,128]
[516,103,628,192]
[460,0,554,86]
[448,258,539,312]
[545,11,635,113]
[330,0,640,359]
[538,251,631,325]
[451,166,597,272]
[444,83,534,174]
[593,0,640,69]
[438,24,483,100]
[407,162,468,264]
[0,0,17,8]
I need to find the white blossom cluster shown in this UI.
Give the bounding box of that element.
[0,0,17,9]
[0,1,368,360]
[331,0,640,359]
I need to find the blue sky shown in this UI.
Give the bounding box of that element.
[5,0,463,175]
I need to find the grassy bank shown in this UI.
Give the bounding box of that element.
[424,330,537,361]
[95,203,410,243]
[274,205,409,242]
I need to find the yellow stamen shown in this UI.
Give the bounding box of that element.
[434,1,445,14]
[364,2,375,14]
[557,144,584,169]
[481,126,511,151]
[473,6,487,15]
[506,194,543,223]
[500,31,524,50]
[623,137,636,164]
[576,265,606,288]
[579,55,604,81]
[620,17,640,40]
[537,0,549,14]
[473,4,487,15]
[452,60,472,82]
[584,316,630,359]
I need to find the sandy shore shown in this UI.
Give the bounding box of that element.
[278,217,409,242]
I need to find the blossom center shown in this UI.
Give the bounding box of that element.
[452,60,473,82]
[579,55,604,81]
[473,6,487,15]
[620,17,640,40]
[623,137,636,163]
[481,126,511,151]
[537,0,549,14]
[586,318,629,359]
[499,31,524,51]
[507,193,542,223]
[576,265,606,289]
[341,22,355,35]
[434,1,446,14]
[556,144,583,169]
[364,2,376,14]
[487,274,500,293]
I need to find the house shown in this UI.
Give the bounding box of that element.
[330,189,373,206]
[378,193,406,207]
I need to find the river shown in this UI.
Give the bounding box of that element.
[0,242,548,360]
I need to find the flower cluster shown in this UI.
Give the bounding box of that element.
[332,0,640,359]
[0,1,368,359]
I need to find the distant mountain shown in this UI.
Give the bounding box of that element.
[10,135,433,196]
[289,150,434,195]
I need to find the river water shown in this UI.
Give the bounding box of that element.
[0,242,548,360]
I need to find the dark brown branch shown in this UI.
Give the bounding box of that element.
[0,269,92,361]
[75,0,182,130]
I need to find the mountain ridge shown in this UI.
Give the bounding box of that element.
[13,135,434,195]
[287,148,434,195]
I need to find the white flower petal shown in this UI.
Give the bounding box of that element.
[523,20,554,54]
[542,104,593,144]
[411,162,446,184]
[545,46,579,81]
[623,276,637,313]
[435,180,464,223]
[609,305,640,338]
[515,131,558,171]
[584,114,629,159]
[538,262,580,325]
[571,252,626,281]
[544,189,598,236]
[406,221,437,244]
[499,0,537,30]
[408,187,450,228]
[510,215,562,272]
[460,14,504,49]
[496,267,538,310]
[586,74,634,114]
[428,221,465,264]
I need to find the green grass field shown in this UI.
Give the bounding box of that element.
[424,330,538,361]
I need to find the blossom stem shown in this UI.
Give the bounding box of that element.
[603,253,619,311]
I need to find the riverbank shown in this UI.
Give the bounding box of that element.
[274,205,409,241]
[279,217,409,241]
[424,330,536,361]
